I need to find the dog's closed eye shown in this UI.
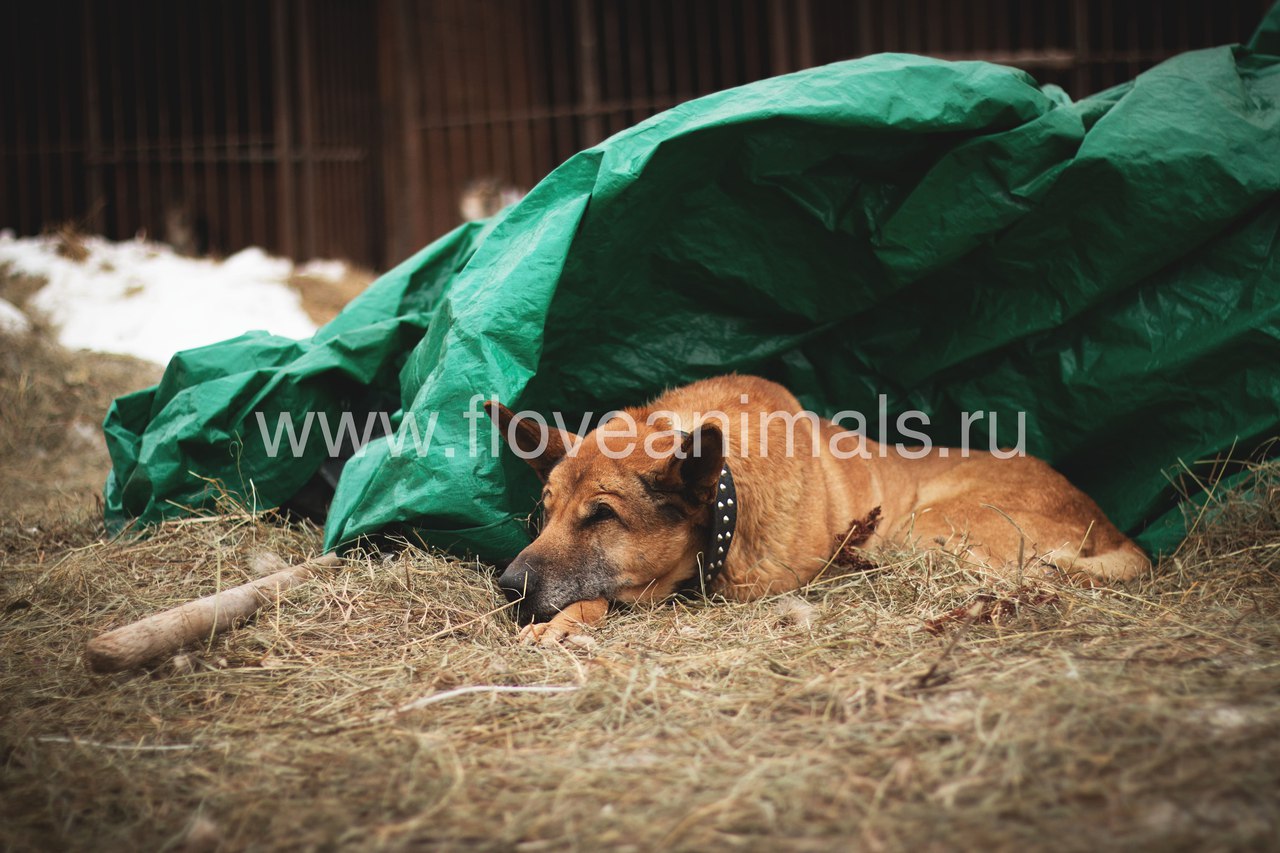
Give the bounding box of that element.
[584,504,617,525]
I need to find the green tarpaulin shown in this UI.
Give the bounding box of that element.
[104,13,1280,560]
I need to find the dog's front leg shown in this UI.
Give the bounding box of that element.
[518,598,608,647]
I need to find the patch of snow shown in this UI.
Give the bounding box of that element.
[0,235,317,364]
[0,297,31,335]
[295,258,350,283]
[221,246,295,282]
[1194,704,1265,734]
[68,419,102,449]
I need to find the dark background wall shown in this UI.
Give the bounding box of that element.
[1,0,1272,270]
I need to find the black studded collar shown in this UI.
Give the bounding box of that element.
[680,463,737,596]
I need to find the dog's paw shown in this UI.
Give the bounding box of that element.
[517,621,569,647]
[517,622,594,649]
[516,599,608,648]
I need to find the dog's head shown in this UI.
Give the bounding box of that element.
[487,402,724,624]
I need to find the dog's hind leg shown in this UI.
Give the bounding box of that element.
[890,503,1151,584]
[1053,542,1152,585]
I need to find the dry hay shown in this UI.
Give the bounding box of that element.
[3,254,1275,850]
[1,461,1277,852]
[287,266,377,326]
[0,321,162,522]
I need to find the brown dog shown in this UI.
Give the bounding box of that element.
[488,375,1150,645]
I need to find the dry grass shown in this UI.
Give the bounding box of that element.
[0,260,52,309]
[0,248,372,519]
[0,315,162,522]
[287,266,377,326]
[2,465,1279,852]
[2,283,1278,850]
[0,260,163,534]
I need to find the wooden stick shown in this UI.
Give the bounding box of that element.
[84,553,342,673]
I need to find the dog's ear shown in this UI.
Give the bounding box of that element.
[654,421,725,504]
[485,401,572,483]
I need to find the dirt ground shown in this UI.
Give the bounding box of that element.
[1,300,1279,851]
[0,308,163,522]
[0,251,370,520]
[287,266,377,327]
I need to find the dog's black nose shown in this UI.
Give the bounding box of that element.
[496,566,529,602]
[496,563,539,619]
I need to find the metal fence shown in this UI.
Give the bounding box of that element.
[1,0,1271,270]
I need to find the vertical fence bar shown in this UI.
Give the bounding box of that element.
[574,0,604,146]
[476,0,498,177]
[882,0,899,52]
[199,3,222,250]
[650,1,672,107]
[629,1,655,123]
[440,0,475,208]
[692,0,713,93]
[1125,2,1139,79]
[223,2,244,251]
[1043,0,1058,57]
[993,0,1010,57]
[246,2,268,253]
[56,28,74,221]
[178,6,198,245]
[905,0,923,52]
[419,0,452,244]
[430,0,464,240]
[1151,0,1165,80]
[81,0,104,230]
[738,0,760,81]
[926,0,944,54]
[34,19,53,227]
[154,1,173,241]
[715,0,735,86]
[132,9,153,237]
[496,1,524,186]
[398,0,427,250]
[768,0,791,74]
[1072,0,1089,99]
[0,45,7,228]
[1100,0,1115,90]
[508,0,542,192]
[375,0,402,265]
[357,0,380,266]
[855,0,873,57]
[600,0,624,133]
[671,1,694,100]
[272,0,296,259]
[547,0,575,162]
[968,0,983,56]
[109,10,130,236]
[313,1,328,258]
[12,12,31,234]
[1017,0,1033,51]
[323,1,339,260]
[296,0,317,259]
